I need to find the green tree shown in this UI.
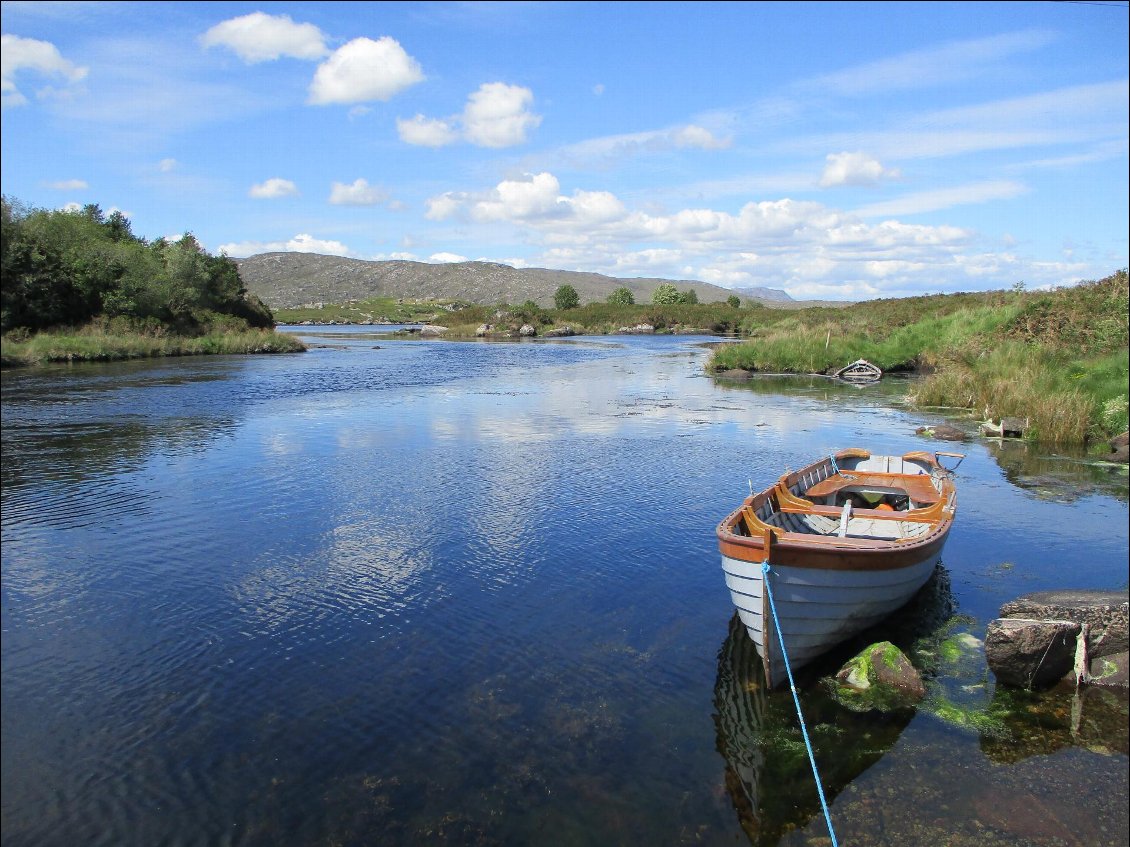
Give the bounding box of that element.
[727,295,741,309]
[0,196,274,334]
[607,286,634,306]
[681,288,698,305]
[652,283,681,305]
[554,284,580,310]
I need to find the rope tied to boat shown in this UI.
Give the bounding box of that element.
[761,559,840,847]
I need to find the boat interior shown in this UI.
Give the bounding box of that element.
[731,450,958,543]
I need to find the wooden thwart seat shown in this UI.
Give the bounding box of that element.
[803,472,942,506]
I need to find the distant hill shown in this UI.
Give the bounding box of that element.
[235,252,795,310]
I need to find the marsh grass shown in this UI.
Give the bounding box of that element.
[910,343,1097,443]
[709,271,1127,445]
[1,324,305,366]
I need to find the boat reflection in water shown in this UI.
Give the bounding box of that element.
[712,613,914,845]
[712,566,959,845]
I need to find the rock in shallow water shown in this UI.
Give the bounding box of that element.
[830,641,925,712]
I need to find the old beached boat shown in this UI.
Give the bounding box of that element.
[833,359,882,383]
[717,448,961,688]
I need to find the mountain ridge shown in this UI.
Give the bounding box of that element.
[235,252,796,310]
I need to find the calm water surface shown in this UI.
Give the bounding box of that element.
[2,328,1127,846]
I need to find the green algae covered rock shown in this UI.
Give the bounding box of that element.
[829,641,926,712]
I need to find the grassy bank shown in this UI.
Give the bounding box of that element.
[398,299,752,338]
[709,270,1129,446]
[1,324,305,366]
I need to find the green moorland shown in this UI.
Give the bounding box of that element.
[709,270,1129,447]
[0,197,305,365]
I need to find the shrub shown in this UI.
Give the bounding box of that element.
[554,284,580,310]
[607,286,634,306]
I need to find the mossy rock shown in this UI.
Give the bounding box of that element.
[828,641,926,712]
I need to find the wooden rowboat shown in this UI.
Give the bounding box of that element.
[717,448,961,688]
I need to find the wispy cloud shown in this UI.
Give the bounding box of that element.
[853,180,1028,218]
[802,30,1057,96]
[544,123,731,169]
[45,178,89,190]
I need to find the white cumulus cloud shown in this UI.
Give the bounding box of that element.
[328,178,387,206]
[462,82,541,148]
[200,12,328,63]
[308,37,424,105]
[428,252,468,263]
[819,151,901,187]
[1,34,88,107]
[399,82,541,148]
[473,172,562,221]
[396,114,459,147]
[158,158,178,172]
[249,177,299,199]
[426,193,463,221]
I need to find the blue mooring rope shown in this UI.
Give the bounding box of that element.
[762,559,840,847]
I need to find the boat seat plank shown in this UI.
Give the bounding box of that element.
[775,501,940,523]
[803,472,941,505]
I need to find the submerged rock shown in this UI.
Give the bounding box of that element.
[915,424,966,441]
[829,641,925,712]
[1089,651,1129,687]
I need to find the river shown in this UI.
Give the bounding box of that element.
[2,327,1127,846]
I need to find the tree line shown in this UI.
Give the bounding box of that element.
[1,196,275,335]
[554,281,739,309]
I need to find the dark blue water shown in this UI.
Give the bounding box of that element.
[2,329,1127,846]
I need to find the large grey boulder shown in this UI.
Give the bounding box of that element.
[986,589,1129,689]
[985,619,1082,688]
[1000,590,1129,657]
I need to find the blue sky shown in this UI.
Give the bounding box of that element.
[2,1,1127,300]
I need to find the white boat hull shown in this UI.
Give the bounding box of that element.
[721,552,939,687]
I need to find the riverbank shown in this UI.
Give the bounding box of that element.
[709,270,1128,447]
[0,325,306,367]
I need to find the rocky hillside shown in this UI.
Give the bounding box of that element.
[235,252,793,309]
